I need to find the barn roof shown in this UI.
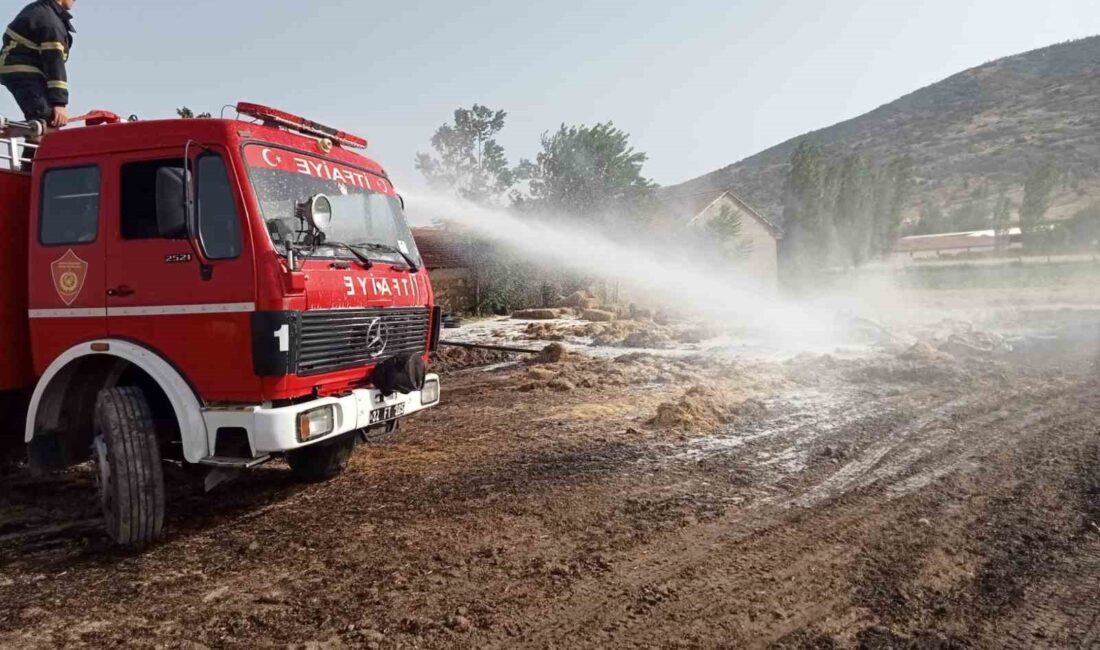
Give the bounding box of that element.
[653,189,783,238]
[893,228,1021,253]
[411,228,470,269]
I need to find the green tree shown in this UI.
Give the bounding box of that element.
[1020,160,1058,252]
[176,107,211,119]
[992,190,1014,251]
[781,140,828,275]
[831,153,873,267]
[914,201,947,235]
[949,200,989,231]
[1068,203,1100,253]
[870,155,914,258]
[702,205,753,264]
[415,104,514,204]
[515,122,654,220]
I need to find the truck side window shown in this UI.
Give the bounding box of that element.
[40,166,100,246]
[121,159,187,240]
[196,154,243,260]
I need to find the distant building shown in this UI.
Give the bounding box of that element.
[890,228,1022,265]
[654,189,783,287]
[410,227,476,313]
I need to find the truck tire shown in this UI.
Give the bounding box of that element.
[286,432,356,483]
[93,386,166,549]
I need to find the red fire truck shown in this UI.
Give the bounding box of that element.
[0,104,442,548]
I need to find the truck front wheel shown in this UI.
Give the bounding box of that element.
[286,432,356,483]
[93,387,166,549]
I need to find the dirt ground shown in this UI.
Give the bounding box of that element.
[1,304,1099,648]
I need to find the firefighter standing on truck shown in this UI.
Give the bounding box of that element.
[0,0,75,131]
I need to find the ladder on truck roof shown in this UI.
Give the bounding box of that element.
[0,111,129,171]
[0,116,44,172]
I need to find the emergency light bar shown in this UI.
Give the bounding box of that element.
[236,102,368,149]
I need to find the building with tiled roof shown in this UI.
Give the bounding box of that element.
[410,227,477,313]
[653,189,782,287]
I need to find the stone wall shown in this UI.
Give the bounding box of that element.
[429,267,477,314]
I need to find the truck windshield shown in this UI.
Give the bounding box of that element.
[243,144,421,266]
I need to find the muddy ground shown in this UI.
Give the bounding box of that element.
[1,307,1099,648]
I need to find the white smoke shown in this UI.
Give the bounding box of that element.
[405,190,844,349]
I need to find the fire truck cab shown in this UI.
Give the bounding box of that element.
[0,105,442,548]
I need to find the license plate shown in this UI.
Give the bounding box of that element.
[369,403,405,424]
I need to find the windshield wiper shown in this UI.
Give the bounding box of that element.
[310,241,374,269]
[350,242,420,273]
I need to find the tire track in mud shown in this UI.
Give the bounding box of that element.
[995,544,1100,648]
[479,374,1094,648]
[474,385,912,647]
[828,379,1100,648]
[795,382,1074,506]
[972,432,1100,648]
[610,383,1097,648]
[2,348,1098,648]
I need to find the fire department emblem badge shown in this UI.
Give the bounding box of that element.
[51,249,89,306]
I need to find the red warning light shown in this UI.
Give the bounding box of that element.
[236,102,368,149]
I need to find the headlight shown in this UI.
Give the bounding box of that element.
[297,405,335,442]
[421,379,441,406]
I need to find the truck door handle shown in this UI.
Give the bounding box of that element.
[107,285,135,297]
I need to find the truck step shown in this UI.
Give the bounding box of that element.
[198,455,272,469]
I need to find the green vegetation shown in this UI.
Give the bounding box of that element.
[176,107,211,119]
[1068,203,1100,247]
[513,122,655,220]
[415,105,514,204]
[781,140,913,275]
[668,36,1100,237]
[1019,160,1059,252]
[992,191,1014,247]
[416,104,762,314]
[702,205,753,263]
[888,259,1100,291]
[416,108,670,314]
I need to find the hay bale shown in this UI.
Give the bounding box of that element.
[938,331,1012,357]
[621,330,672,349]
[556,291,598,310]
[649,386,767,430]
[431,346,515,372]
[581,309,616,323]
[512,309,559,320]
[526,368,557,381]
[524,322,566,341]
[533,343,568,364]
[547,378,576,392]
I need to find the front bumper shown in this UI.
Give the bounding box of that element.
[202,374,440,456]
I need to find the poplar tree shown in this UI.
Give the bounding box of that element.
[781,140,828,274]
[1020,160,1058,252]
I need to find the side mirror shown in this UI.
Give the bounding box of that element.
[155,167,188,238]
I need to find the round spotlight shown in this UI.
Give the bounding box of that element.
[307,194,333,233]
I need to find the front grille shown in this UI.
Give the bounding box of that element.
[297,307,430,376]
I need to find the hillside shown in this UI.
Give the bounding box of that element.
[662,36,1100,229]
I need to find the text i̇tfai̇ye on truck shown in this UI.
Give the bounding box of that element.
[0,104,443,548]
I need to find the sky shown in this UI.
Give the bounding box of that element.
[5,0,1099,191]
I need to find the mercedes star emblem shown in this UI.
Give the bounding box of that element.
[364,318,389,358]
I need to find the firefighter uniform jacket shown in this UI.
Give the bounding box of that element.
[0,0,74,107]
